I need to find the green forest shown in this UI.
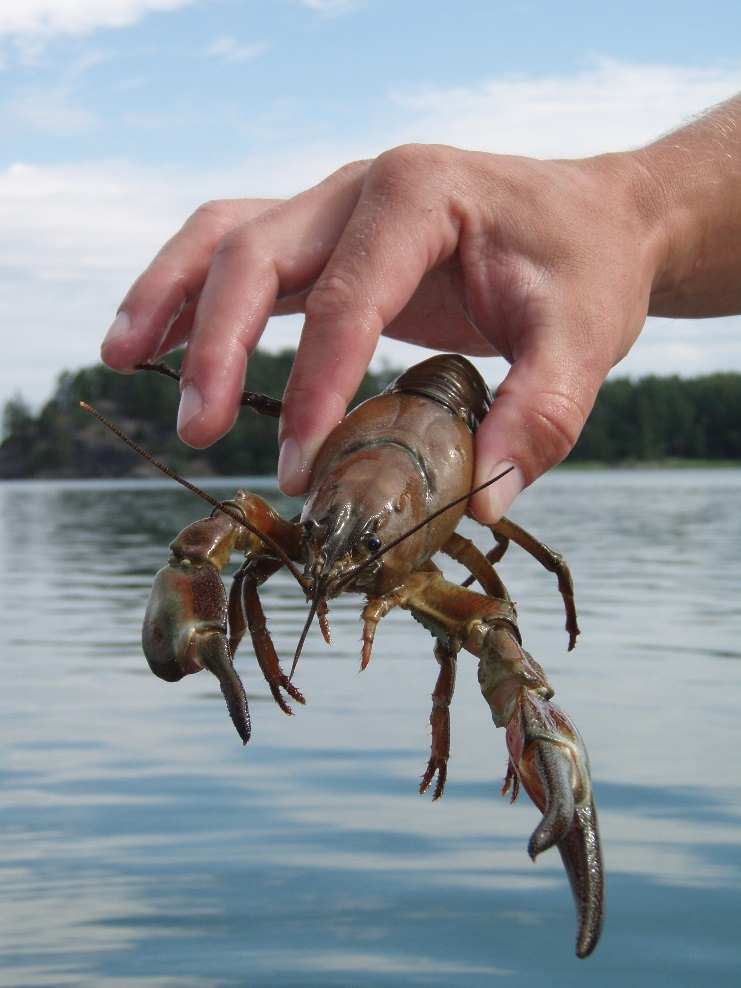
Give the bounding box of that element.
[1,350,740,479]
[0,350,399,479]
[567,372,741,463]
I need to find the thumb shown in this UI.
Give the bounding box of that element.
[469,356,602,522]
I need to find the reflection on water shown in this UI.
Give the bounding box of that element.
[1,471,740,986]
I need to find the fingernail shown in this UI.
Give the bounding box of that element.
[481,461,525,521]
[277,436,302,491]
[177,383,203,433]
[102,310,131,347]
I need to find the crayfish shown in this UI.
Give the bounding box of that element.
[83,352,604,957]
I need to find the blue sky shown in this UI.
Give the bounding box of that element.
[2,0,741,413]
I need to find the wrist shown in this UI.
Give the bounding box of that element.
[572,148,669,316]
[635,97,741,317]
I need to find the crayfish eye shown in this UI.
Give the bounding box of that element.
[366,535,382,553]
[303,519,315,533]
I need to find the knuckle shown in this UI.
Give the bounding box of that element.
[187,199,233,231]
[283,378,346,411]
[368,144,456,199]
[373,142,443,177]
[304,272,356,322]
[371,145,423,193]
[212,225,245,259]
[498,386,589,479]
[211,224,264,269]
[186,199,266,251]
[327,158,372,186]
[526,392,587,470]
[304,272,385,340]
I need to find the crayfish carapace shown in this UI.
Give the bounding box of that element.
[84,352,604,957]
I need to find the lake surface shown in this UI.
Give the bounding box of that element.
[1,470,740,987]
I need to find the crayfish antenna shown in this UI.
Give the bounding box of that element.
[135,361,283,418]
[290,574,335,681]
[79,401,306,587]
[289,593,320,682]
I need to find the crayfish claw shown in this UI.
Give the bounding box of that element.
[197,632,252,745]
[505,688,604,958]
[558,797,604,958]
[526,741,577,859]
[142,561,251,744]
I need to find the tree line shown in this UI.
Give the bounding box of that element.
[1,353,740,479]
[0,350,399,479]
[568,372,741,463]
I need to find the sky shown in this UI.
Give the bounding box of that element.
[2,0,741,416]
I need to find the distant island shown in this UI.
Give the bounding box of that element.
[1,349,740,479]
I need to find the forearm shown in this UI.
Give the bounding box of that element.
[628,94,741,318]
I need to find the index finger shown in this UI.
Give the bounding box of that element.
[277,146,462,493]
[100,199,282,372]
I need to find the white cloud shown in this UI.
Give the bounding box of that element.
[4,60,741,412]
[611,314,741,381]
[204,36,267,64]
[0,160,187,273]
[0,0,196,38]
[0,147,358,409]
[388,59,741,158]
[0,84,95,134]
[0,160,195,406]
[296,0,364,15]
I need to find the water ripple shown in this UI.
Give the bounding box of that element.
[1,471,741,986]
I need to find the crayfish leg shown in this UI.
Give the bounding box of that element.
[486,517,580,651]
[419,641,457,800]
[360,596,400,670]
[240,563,306,715]
[500,759,520,803]
[317,599,332,646]
[443,530,509,599]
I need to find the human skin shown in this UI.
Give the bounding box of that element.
[101,94,741,522]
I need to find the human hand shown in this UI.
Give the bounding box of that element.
[100,146,664,521]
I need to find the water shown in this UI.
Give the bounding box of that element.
[1,470,740,987]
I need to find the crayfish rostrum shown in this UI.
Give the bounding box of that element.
[85,352,604,957]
